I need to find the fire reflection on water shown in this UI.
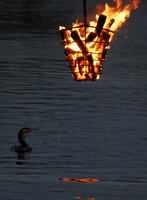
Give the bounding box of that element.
[75,196,96,200]
[60,178,98,200]
[60,178,100,183]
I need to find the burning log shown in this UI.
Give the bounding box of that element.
[102,18,115,42]
[96,18,115,51]
[96,14,107,37]
[96,20,114,61]
[71,30,94,70]
[71,30,87,53]
[106,18,115,29]
[102,18,115,43]
[86,32,97,42]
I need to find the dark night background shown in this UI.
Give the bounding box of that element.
[0,0,146,200]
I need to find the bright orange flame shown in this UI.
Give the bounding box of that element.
[98,0,141,34]
[60,178,100,183]
[59,0,140,81]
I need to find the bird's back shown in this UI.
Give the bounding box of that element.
[11,145,32,153]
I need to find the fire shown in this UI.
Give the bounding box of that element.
[60,178,100,183]
[59,0,140,81]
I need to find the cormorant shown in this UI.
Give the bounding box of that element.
[11,127,39,153]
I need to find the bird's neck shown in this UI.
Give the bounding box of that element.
[18,134,28,146]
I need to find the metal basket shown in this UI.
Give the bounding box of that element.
[59,1,114,81]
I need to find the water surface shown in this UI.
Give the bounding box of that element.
[0,0,147,199]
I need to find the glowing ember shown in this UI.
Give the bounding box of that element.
[60,178,100,183]
[59,0,140,81]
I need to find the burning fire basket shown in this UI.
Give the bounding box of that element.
[59,0,114,81]
[59,0,140,80]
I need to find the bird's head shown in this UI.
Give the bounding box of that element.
[18,127,39,146]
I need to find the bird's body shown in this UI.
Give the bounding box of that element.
[11,127,38,153]
[11,144,32,152]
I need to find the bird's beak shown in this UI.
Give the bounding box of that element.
[31,128,39,131]
[28,128,39,133]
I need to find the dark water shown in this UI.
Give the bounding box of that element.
[0,0,147,199]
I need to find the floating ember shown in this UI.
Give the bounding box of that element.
[60,178,100,183]
[59,0,140,81]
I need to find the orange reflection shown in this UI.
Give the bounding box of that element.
[60,178,100,183]
[75,197,96,200]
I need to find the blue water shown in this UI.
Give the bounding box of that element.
[0,0,147,199]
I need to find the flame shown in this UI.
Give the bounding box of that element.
[59,0,140,81]
[60,178,100,183]
[99,0,141,34]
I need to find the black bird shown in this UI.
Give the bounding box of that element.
[11,127,39,153]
